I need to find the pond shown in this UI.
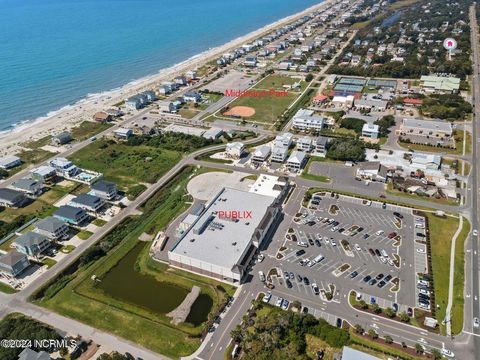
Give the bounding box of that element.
[382,10,402,27]
[98,242,213,324]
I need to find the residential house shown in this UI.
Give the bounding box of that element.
[0,155,21,170]
[93,111,113,122]
[361,123,380,139]
[91,180,118,200]
[114,127,133,140]
[18,348,51,360]
[54,205,89,225]
[158,100,176,113]
[0,188,26,208]
[315,136,328,155]
[356,162,388,182]
[183,91,202,103]
[51,132,73,146]
[244,57,258,67]
[125,96,143,110]
[271,145,289,163]
[70,193,105,213]
[175,76,187,86]
[297,137,313,152]
[141,90,157,102]
[225,142,245,159]
[30,166,57,184]
[49,158,80,178]
[14,232,51,258]
[286,151,307,171]
[274,133,294,148]
[35,216,70,241]
[11,178,44,196]
[0,251,30,278]
[185,70,197,80]
[292,109,325,131]
[252,145,271,162]
[158,85,171,96]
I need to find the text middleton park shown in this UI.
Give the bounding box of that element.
[224,89,289,97]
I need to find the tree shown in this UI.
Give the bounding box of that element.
[358,300,368,310]
[340,117,366,135]
[401,341,407,348]
[354,324,364,334]
[384,307,395,318]
[305,73,314,82]
[372,304,382,314]
[384,335,393,344]
[368,329,378,339]
[399,312,410,322]
[431,348,442,360]
[415,343,424,354]
[326,138,366,162]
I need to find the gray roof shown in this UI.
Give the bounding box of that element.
[53,131,72,143]
[18,348,51,360]
[12,178,41,191]
[253,145,271,158]
[316,136,328,146]
[71,193,103,208]
[287,151,307,164]
[15,232,49,248]
[0,155,20,168]
[0,188,25,202]
[54,205,87,220]
[91,180,116,193]
[0,250,27,267]
[402,118,452,133]
[170,188,276,269]
[36,216,67,233]
[341,346,380,360]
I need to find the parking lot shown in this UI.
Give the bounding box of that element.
[269,191,430,314]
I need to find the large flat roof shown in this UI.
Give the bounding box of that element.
[170,187,276,269]
[402,118,452,133]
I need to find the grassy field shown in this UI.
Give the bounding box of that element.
[77,230,93,240]
[227,74,303,124]
[70,121,112,140]
[305,334,339,360]
[22,135,53,149]
[301,156,331,183]
[426,213,468,335]
[0,282,18,294]
[16,149,55,165]
[0,199,55,223]
[178,108,201,119]
[68,139,182,193]
[33,166,236,358]
[386,183,458,206]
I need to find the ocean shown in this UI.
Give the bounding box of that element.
[0,0,322,132]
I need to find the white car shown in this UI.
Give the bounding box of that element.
[416,248,426,254]
[354,244,361,251]
[311,283,320,295]
[387,258,394,266]
[262,292,272,303]
[324,238,330,244]
[474,317,480,328]
[379,256,387,264]
[256,254,265,263]
[415,223,425,229]
[419,289,430,296]
[473,229,478,237]
[331,239,337,246]
[441,348,454,358]
[331,226,338,232]
[281,299,289,310]
[275,297,283,307]
[375,230,384,236]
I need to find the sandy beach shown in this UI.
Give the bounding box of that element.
[0,0,335,157]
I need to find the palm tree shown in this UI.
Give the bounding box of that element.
[384,335,393,344]
[368,329,378,339]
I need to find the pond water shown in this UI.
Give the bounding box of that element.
[98,242,213,324]
[382,11,402,27]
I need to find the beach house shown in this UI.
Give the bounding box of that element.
[10,178,44,196]
[361,123,380,139]
[252,145,271,162]
[158,100,176,113]
[14,232,51,259]
[114,127,133,140]
[0,188,27,208]
[183,91,202,103]
[225,142,245,159]
[0,251,30,278]
[51,132,73,146]
[54,205,89,225]
[30,165,57,184]
[286,151,307,172]
[271,145,289,163]
[49,158,80,177]
[0,155,21,170]
[70,193,105,213]
[91,180,118,200]
[35,216,70,241]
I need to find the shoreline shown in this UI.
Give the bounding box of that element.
[0,0,335,156]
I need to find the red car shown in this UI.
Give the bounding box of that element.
[388,232,397,239]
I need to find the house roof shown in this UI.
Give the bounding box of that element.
[15,232,49,248]
[403,98,423,105]
[316,136,328,146]
[71,193,103,208]
[0,155,20,168]
[0,251,28,267]
[91,180,117,193]
[18,348,51,360]
[54,205,87,220]
[402,118,453,133]
[287,151,307,164]
[36,216,67,233]
[362,123,379,132]
[0,188,25,203]
[253,145,271,158]
[53,132,72,143]
[420,75,460,91]
[341,346,380,360]
[12,178,41,191]
[30,165,56,177]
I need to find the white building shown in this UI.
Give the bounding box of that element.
[286,151,307,171]
[411,153,441,170]
[362,123,380,139]
[249,174,289,198]
[225,142,245,159]
[168,187,281,283]
[0,155,21,170]
[332,95,355,108]
[292,109,325,131]
[274,133,294,148]
[297,137,313,152]
[271,146,289,163]
[252,145,271,162]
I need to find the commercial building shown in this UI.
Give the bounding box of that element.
[248,175,289,199]
[292,109,325,131]
[203,127,224,140]
[168,187,281,283]
[0,155,21,170]
[0,251,30,278]
[361,123,380,139]
[420,75,460,94]
[410,153,441,170]
[398,118,453,138]
[356,162,388,182]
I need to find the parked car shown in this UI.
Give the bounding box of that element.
[377,280,386,288]
[354,243,361,251]
[286,279,293,288]
[336,318,342,328]
[315,239,321,247]
[297,274,303,282]
[275,298,283,307]
[256,254,265,263]
[363,233,370,239]
[376,273,384,280]
[368,248,375,256]
[363,275,372,283]
[303,277,310,285]
[350,271,358,278]
[393,212,403,218]
[374,249,381,256]
[281,299,289,310]
[407,307,413,317]
[296,249,306,256]
[262,292,272,303]
[312,283,320,295]
[416,232,426,238]
[384,275,392,282]
[369,278,377,286]
[387,232,397,239]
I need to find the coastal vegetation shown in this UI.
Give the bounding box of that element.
[31,166,236,358]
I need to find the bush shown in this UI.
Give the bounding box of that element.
[326,139,366,162]
[340,118,366,134]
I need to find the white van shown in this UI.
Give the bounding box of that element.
[231,344,240,358]
[258,271,266,282]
